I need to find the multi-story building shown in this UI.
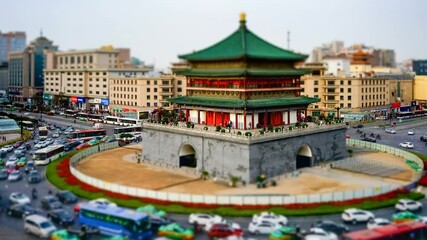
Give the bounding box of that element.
[0,62,8,91]
[311,41,344,63]
[8,36,58,104]
[0,31,26,63]
[301,69,413,120]
[413,60,427,103]
[413,60,427,75]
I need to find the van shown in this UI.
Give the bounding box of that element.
[24,214,57,238]
[93,123,103,130]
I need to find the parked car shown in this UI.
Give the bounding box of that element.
[24,214,57,238]
[56,190,78,204]
[252,212,288,226]
[6,204,39,218]
[395,199,423,211]
[248,221,280,235]
[341,208,374,224]
[28,170,42,183]
[87,139,100,146]
[188,213,223,226]
[158,223,194,240]
[47,209,75,226]
[314,220,349,236]
[399,142,414,149]
[367,218,392,230]
[41,196,62,210]
[8,170,22,181]
[9,192,31,205]
[385,128,397,134]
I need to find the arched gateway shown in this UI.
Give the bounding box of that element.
[178,144,197,168]
[296,145,312,169]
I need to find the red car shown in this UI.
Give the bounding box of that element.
[345,134,351,139]
[75,143,91,150]
[207,224,243,239]
[13,141,24,148]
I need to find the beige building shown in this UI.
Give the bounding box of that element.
[414,75,427,102]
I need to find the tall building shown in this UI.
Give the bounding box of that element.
[413,60,427,76]
[168,13,318,129]
[311,41,344,63]
[0,31,26,63]
[8,36,58,104]
[413,60,427,103]
[0,62,8,91]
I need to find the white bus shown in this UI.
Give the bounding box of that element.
[33,145,65,165]
[114,126,142,138]
[103,116,121,125]
[119,118,142,126]
[38,126,49,140]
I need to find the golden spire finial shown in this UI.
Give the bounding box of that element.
[240,12,246,22]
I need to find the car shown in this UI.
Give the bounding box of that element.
[0,158,4,166]
[6,204,39,218]
[34,143,43,149]
[304,228,338,240]
[52,132,60,138]
[56,190,78,204]
[205,219,242,232]
[362,137,376,143]
[408,130,415,135]
[99,136,110,143]
[88,198,117,207]
[75,143,91,150]
[16,157,28,168]
[9,192,31,205]
[248,221,280,235]
[314,220,349,236]
[28,170,42,183]
[392,211,421,223]
[2,145,14,152]
[149,215,170,233]
[16,146,27,152]
[395,199,423,211]
[158,223,194,240]
[106,138,119,143]
[252,212,288,226]
[420,135,427,142]
[6,163,17,174]
[64,140,83,151]
[54,138,68,145]
[13,141,24,148]
[25,161,36,173]
[47,209,75,226]
[352,124,363,129]
[399,142,414,149]
[345,134,351,139]
[207,223,243,239]
[14,148,25,155]
[87,139,100,146]
[188,213,223,226]
[136,205,167,218]
[6,155,19,166]
[15,151,25,158]
[0,168,8,180]
[22,142,32,150]
[41,196,63,210]
[269,226,300,240]
[385,128,397,134]
[24,214,57,238]
[341,208,374,224]
[8,170,22,181]
[367,218,392,230]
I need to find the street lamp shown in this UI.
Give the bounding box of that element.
[335,107,341,120]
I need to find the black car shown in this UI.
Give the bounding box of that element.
[64,141,83,151]
[6,204,38,218]
[315,220,349,236]
[24,161,36,174]
[47,209,74,226]
[149,216,170,233]
[23,142,32,150]
[56,190,78,204]
[362,137,377,143]
[352,124,363,129]
[420,136,427,142]
[0,169,8,180]
[41,195,62,210]
[28,170,42,183]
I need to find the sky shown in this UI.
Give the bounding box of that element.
[2,0,427,70]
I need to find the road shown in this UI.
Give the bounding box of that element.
[1,114,427,239]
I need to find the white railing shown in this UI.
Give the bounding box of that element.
[66,140,423,206]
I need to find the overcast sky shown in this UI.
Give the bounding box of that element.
[2,0,426,70]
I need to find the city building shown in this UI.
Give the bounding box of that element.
[0,31,26,63]
[311,41,344,63]
[413,60,427,76]
[0,62,8,91]
[8,36,58,105]
[168,13,318,129]
[323,55,350,76]
[413,60,427,103]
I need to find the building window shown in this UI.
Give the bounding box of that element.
[314,80,318,85]
[147,95,150,100]
[340,96,344,100]
[340,80,344,85]
[103,92,107,95]
[89,91,92,94]
[347,103,351,108]
[147,88,150,92]
[154,95,158,100]
[347,88,351,93]
[314,88,318,93]
[96,91,99,95]
[147,103,150,107]
[340,88,344,93]
[154,88,157,92]
[177,80,182,85]
[348,80,352,85]
[178,88,182,92]
[347,96,351,100]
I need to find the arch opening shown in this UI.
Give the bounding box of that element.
[179,144,197,168]
[296,145,312,169]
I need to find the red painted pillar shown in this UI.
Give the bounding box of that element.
[251,112,254,129]
[221,112,224,127]
[287,110,290,125]
[264,111,267,127]
[235,113,238,129]
[179,106,182,122]
[213,111,216,126]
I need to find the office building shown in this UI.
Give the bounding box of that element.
[0,31,26,63]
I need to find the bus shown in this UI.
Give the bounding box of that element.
[114,126,142,138]
[20,121,36,131]
[38,126,49,140]
[75,113,89,121]
[119,117,142,126]
[64,109,78,118]
[68,129,107,142]
[79,203,152,240]
[87,114,104,123]
[104,116,121,125]
[33,145,65,165]
[342,221,427,240]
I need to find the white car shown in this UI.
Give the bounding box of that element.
[252,212,288,226]
[52,133,60,138]
[385,128,397,134]
[2,145,14,152]
[188,213,223,226]
[88,198,117,207]
[408,130,415,135]
[8,170,22,181]
[6,156,19,166]
[341,208,375,224]
[248,221,280,235]
[399,142,414,149]
[34,143,43,149]
[395,199,423,211]
[9,192,31,205]
[367,218,391,230]
[304,228,338,240]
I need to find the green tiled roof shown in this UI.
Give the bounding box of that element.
[175,68,310,77]
[179,19,308,61]
[167,96,320,108]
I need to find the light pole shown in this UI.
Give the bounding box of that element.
[335,107,341,120]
